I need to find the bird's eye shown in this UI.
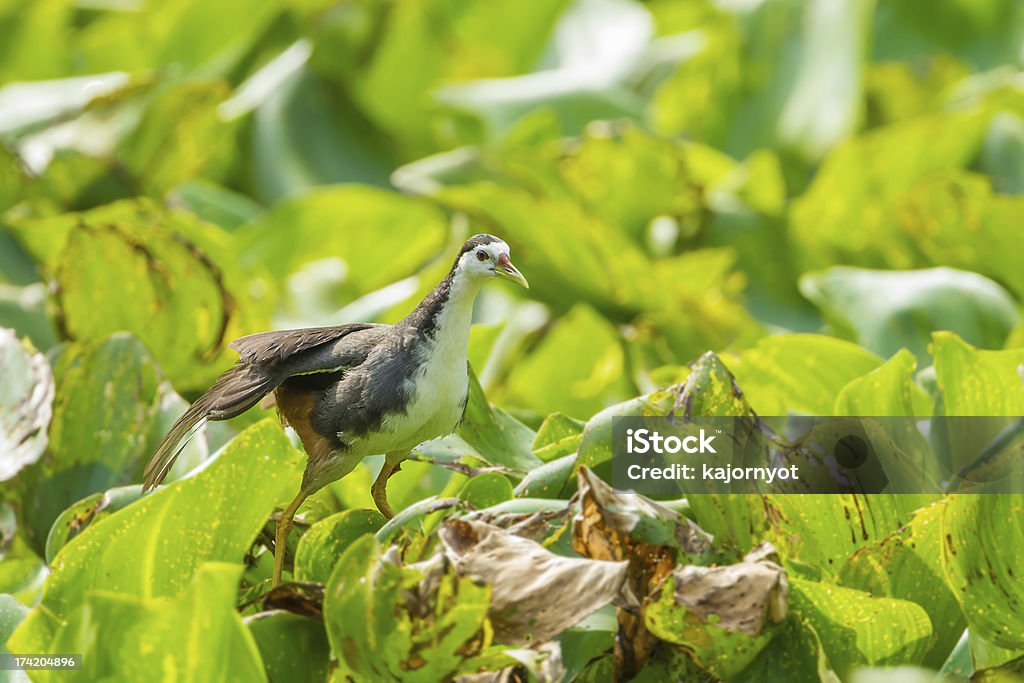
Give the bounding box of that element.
[475,249,488,261]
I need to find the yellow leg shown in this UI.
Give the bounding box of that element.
[272,489,310,587]
[371,451,406,519]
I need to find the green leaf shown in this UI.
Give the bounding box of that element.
[117,80,235,197]
[765,494,938,580]
[839,501,964,669]
[834,349,933,417]
[942,494,1024,648]
[932,332,1024,416]
[723,335,883,415]
[294,508,387,583]
[457,372,540,473]
[458,472,514,510]
[0,328,53,482]
[239,185,446,296]
[324,535,508,682]
[513,454,577,499]
[19,334,160,553]
[246,611,329,683]
[30,419,302,620]
[9,199,270,392]
[43,485,141,565]
[16,563,265,683]
[802,267,1019,362]
[248,62,398,203]
[790,578,933,679]
[500,304,631,419]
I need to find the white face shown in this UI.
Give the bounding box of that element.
[456,239,529,289]
[458,240,510,278]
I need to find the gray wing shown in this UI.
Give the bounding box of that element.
[143,323,390,491]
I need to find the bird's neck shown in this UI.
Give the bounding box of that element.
[403,267,483,350]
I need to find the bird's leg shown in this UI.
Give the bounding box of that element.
[272,488,310,587]
[371,451,406,519]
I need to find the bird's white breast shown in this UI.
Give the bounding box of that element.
[363,274,477,454]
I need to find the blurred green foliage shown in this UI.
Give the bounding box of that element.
[2,0,1024,680]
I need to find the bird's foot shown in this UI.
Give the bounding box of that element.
[371,452,405,519]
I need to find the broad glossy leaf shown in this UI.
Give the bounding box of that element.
[306,0,571,153]
[0,328,53,481]
[294,509,387,583]
[458,472,514,510]
[117,79,235,197]
[791,111,990,271]
[246,611,329,683]
[514,454,576,499]
[764,494,937,580]
[790,578,932,679]
[458,372,540,473]
[802,267,1019,361]
[839,501,964,668]
[9,199,269,391]
[239,185,446,296]
[834,349,932,417]
[32,419,302,619]
[14,563,264,683]
[942,494,1024,648]
[44,485,141,564]
[500,304,631,419]
[722,335,883,415]
[932,332,1024,416]
[19,334,160,552]
[248,64,397,203]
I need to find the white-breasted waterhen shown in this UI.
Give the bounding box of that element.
[142,235,528,585]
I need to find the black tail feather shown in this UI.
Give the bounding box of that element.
[142,363,275,491]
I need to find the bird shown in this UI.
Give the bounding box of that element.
[142,234,528,585]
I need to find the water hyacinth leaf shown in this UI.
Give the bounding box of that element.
[801,267,1019,361]
[44,485,142,564]
[293,508,387,583]
[642,543,789,679]
[239,186,445,296]
[790,110,990,271]
[13,563,264,683]
[439,518,627,645]
[575,391,673,476]
[789,578,933,680]
[458,473,514,510]
[458,372,540,473]
[532,412,585,461]
[839,501,964,669]
[30,419,303,620]
[0,328,53,481]
[834,348,932,417]
[942,494,1024,648]
[932,332,1024,416]
[324,535,510,682]
[764,493,937,580]
[513,454,577,499]
[117,79,236,197]
[501,304,631,419]
[19,334,161,553]
[248,59,398,204]
[722,335,883,415]
[8,199,269,392]
[246,611,330,683]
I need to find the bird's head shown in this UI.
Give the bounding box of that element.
[455,234,529,289]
